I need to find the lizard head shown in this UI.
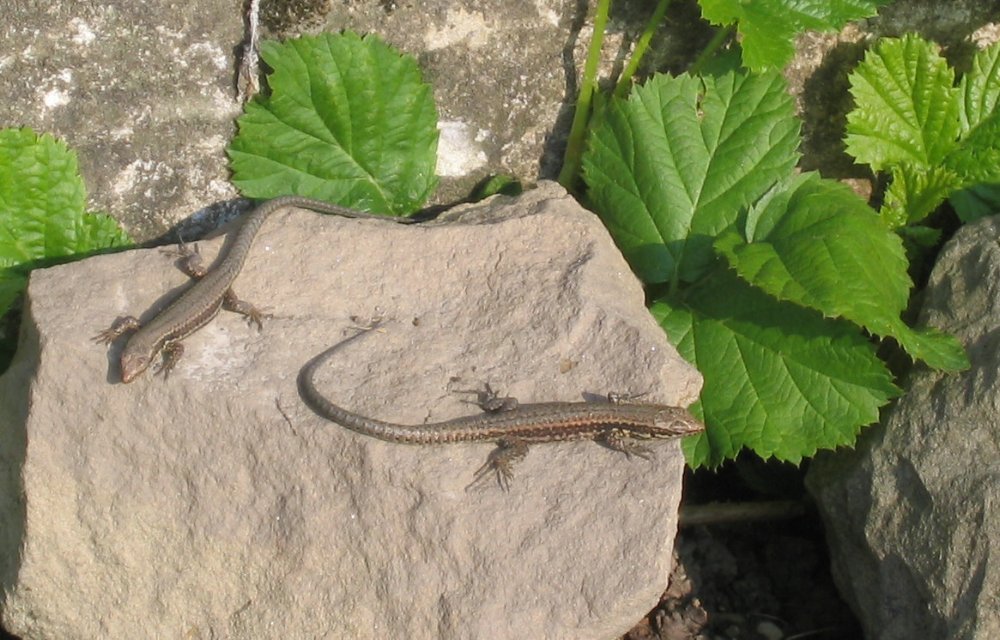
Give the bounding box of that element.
[652,407,705,438]
[120,351,151,383]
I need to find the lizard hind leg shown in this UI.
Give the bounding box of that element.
[223,289,270,330]
[467,438,530,492]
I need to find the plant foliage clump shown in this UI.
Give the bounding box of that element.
[845,34,1000,226]
[576,25,974,467]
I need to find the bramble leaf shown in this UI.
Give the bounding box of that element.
[845,34,959,170]
[950,183,1000,223]
[653,269,899,468]
[951,42,1000,222]
[845,36,1000,225]
[0,128,85,268]
[959,41,1000,133]
[944,109,1000,185]
[72,213,135,254]
[699,0,891,71]
[228,32,438,215]
[0,128,131,316]
[881,164,962,227]
[582,69,799,284]
[716,173,968,371]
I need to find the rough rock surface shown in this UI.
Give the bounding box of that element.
[0,183,701,639]
[0,0,708,239]
[5,0,999,241]
[807,215,1000,640]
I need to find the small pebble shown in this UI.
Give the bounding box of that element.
[756,620,784,640]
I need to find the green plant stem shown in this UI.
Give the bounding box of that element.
[614,0,673,98]
[558,0,613,191]
[689,24,733,75]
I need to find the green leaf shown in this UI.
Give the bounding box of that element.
[73,213,133,254]
[0,128,86,266]
[582,69,800,284]
[944,109,1000,185]
[959,41,1000,133]
[716,173,968,370]
[881,164,962,227]
[0,129,130,263]
[949,183,1000,223]
[0,127,131,320]
[228,32,439,215]
[891,325,968,372]
[846,37,1000,224]
[940,41,1000,204]
[653,268,899,468]
[845,34,960,170]
[699,0,891,71]
[896,224,941,248]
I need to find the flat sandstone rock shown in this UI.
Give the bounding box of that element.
[0,182,701,639]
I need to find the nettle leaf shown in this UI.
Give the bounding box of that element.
[0,128,131,316]
[845,34,960,171]
[653,269,899,468]
[582,69,799,284]
[700,0,891,71]
[716,173,968,370]
[229,32,439,215]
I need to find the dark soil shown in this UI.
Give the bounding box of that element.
[624,461,863,640]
